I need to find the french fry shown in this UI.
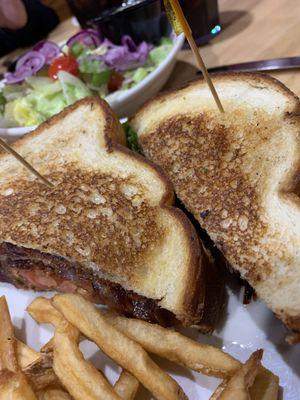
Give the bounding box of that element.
[210,349,263,400]
[53,293,188,400]
[29,298,139,399]
[29,296,278,400]
[0,296,18,372]
[209,380,228,399]
[0,296,37,399]
[209,367,279,400]
[53,320,122,400]
[105,311,278,399]
[40,340,54,354]
[250,367,279,400]
[114,370,139,400]
[37,388,72,400]
[28,297,123,400]
[104,311,240,378]
[0,370,38,400]
[17,340,59,391]
[27,297,65,327]
[23,353,59,392]
[17,340,41,370]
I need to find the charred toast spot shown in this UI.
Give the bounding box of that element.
[200,209,210,219]
[0,164,162,278]
[140,113,275,282]
[249,84,267,90]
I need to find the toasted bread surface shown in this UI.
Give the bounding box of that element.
[131,73,300,331]
[0,97,208,325]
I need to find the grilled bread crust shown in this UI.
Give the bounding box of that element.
[131,73,300,332]
[0,97,219,326]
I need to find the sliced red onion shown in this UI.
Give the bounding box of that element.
[4,67,30,84]
[102,38,114,48]
[16,51,46,73]
[103,36,152,71]
[33,41,61,64]
[121,35,137,52]
[5,51,46,84]
[66,29,102,48]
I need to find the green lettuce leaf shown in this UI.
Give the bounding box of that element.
[122,121,143,154]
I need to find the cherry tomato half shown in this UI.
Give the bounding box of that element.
[108,71,124,93]
[48,55,79,80]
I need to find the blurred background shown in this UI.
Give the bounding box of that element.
[0,0,221,54]
[51,0,300,88]
[0,0,299,134]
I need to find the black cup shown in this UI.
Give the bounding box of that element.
[67,0,220,46]
[89,0,171,45]
[180,0,221,45]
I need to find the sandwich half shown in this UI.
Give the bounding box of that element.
[0,97,223,328]
[131,73,300,333]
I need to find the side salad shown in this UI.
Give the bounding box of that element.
[0,29,173,127]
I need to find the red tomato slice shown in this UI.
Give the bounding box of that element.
[108,71,124,93]
[48,55,79,80]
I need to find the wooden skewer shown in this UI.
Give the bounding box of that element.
[185,35,224,113]
[0,138,53,188]
[167,0,224,113]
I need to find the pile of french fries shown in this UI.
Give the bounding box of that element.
[0,294,279,399]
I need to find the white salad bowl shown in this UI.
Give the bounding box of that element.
[0,34,185,143]
[0,125,36,143]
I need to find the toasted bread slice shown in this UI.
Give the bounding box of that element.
[0,97,216,327]
[131,73,300,332]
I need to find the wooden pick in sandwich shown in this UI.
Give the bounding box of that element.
[0,138,53,188]
[164,0,224,113]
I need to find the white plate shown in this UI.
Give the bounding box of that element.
[0,34,185,143]
[1,276,299,399]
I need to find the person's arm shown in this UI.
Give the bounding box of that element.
[0,0,27,29]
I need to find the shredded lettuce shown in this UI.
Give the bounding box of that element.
[132,67,148,83]
[34,93,67,119]
[160,37,173,46]
[79,59,104,74]
[2,83,28,101]
[149,45,172,65]
[2,72,91,126]
[148,37,173,66]
[4,98,44,127]
[26,77,62,96]
[25,76,52,89]
[70,42,85,58]
[0,92,6,115]
[122,121,142,154]
[91,70,111,87]
[57,71,91,105]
